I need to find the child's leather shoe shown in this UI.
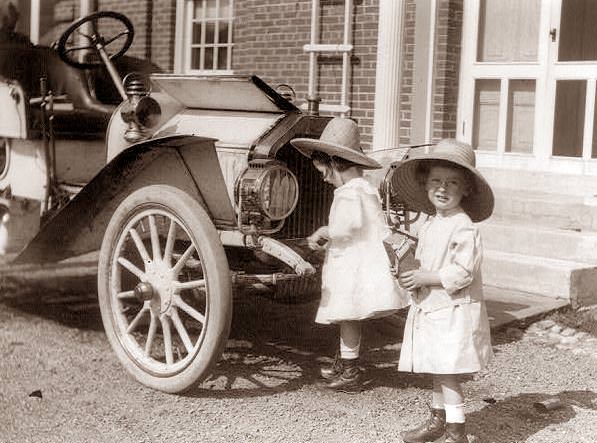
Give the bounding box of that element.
[443,422,468,443]
[325,358,361,392]
[320,353,343,380]
[401,408,446,443]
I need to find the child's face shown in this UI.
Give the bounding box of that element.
[425,165,469,214]
[313,159,342,187]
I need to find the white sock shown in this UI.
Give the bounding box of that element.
[444,403,465,423]
[432,391,445,410]
[339,322,361,359]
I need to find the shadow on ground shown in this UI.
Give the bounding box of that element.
[4,275,589,402]
[0,274,424,397]
[0,275,103,331]
[468,390,597,443]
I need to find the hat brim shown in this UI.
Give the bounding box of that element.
[391,152,494,222]
[290,138,382,170]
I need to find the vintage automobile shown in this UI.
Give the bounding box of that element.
[0,11,417,393]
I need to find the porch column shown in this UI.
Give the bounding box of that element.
[372,0,405,151]
[79,0,95,16]
[29,0,40,44]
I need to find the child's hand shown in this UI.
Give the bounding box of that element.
[307,226,329,251]
[398,269,440,290]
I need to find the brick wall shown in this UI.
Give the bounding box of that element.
[233,0,384,148]
[96,0,176,69]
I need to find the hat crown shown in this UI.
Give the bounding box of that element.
[319,118,363,154]
[434,139,476,167]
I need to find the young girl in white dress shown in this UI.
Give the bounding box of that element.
[291,117,409,391]
[393,139,494,443]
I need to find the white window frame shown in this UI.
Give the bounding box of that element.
[174,0,234,75]
[458,0,597,174]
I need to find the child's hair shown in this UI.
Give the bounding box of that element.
[415,159,475,194]
[311,151,360,172]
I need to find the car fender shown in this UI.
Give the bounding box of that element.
[14,134,236,264]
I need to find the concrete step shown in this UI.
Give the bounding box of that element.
[482,250,597,307]
[479,167,597,197]
[483,285,569,329]
[479,221,597,264]
[490,188,597,231]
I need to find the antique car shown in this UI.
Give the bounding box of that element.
[0,11,416,393]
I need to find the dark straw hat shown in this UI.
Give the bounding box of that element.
[391,139,494,222]
[290,117,382,169]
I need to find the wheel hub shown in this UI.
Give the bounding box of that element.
[144,261,176,314]
[133,282,154,301]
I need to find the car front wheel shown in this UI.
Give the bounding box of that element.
[98,185,232,393]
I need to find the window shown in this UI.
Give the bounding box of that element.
[466,0,541,155]
[180,0,234,74]
[459,0,597,173]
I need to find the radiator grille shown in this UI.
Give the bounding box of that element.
[275,143,334,239]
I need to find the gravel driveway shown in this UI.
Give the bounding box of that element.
[1,276,596,443]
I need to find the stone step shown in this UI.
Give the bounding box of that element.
[482,285,569,329]
[482,250,597,307]
[479,167,597,197]
[490,188,597,231]
[479,221,597,264]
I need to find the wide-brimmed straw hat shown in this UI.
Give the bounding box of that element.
[391,139,494,222]
[290,117,382,169]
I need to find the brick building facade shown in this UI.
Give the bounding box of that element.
[22,0,462,150]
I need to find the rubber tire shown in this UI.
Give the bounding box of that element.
[98,185,232,393]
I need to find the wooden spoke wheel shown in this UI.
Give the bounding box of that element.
[98,185,232,393]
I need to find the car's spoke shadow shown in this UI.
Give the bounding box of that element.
[187,293,420,398]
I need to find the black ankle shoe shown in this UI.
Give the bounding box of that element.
[325,358,361,392]
[320,353,343,380]
[401,408,446,443]
[443,422,468,443]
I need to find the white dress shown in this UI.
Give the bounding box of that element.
[398,208,493,374]
[315,177,409,324]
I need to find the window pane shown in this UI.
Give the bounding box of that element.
[192,23,202,44]
[193,1,203,19]
[506,80,535,153]
[194,0,218,19]
[205,0,217,19]
[553,80,585,157]
[188,0,233,72]
[205,22,215,44]
[221,0,233,18]
[191,48,201,70]
[473,79,500,151]
[219,21,229,44]
[559,0,597,61]
[204,47,214,70]
[217,48,228,70]
[477,0,540,62]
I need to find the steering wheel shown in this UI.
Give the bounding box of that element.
[57,11,134,70]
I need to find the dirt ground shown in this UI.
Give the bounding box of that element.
[1,275,597,443]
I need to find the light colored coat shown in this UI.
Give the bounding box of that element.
[315,177,409,324]
[398,209,493,374]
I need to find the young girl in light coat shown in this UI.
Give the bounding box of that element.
[394,139,494,443]
[290,117,409,392]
